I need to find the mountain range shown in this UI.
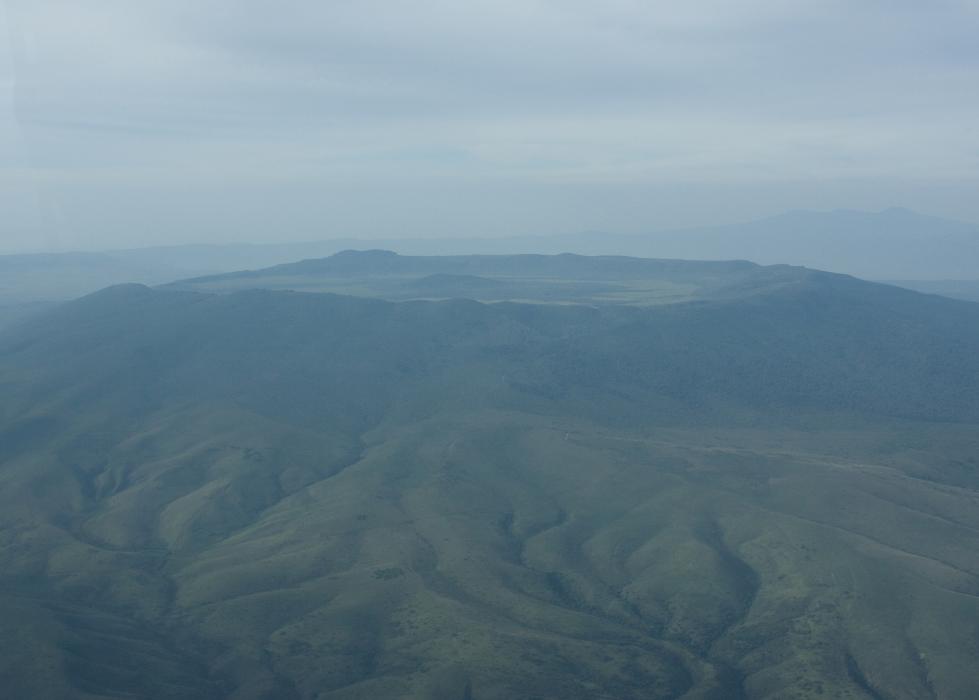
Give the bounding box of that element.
[1,252,978,698]
[3,208,979,330]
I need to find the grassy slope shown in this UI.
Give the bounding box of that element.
[0,274,978,699]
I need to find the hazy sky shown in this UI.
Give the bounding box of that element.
[2,0,978,252]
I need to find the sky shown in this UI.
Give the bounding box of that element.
[2,0,978,252]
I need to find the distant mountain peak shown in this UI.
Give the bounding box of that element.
[772,206,921,222]
[879,206,915,215]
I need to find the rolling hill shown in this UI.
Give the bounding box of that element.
[1,255,978,698]
[5,208,979,328]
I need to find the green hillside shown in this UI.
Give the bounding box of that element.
[1,259,978,699]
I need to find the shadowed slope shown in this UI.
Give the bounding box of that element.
[1,272,978,698]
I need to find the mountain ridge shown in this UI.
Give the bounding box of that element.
[2,256,979,699]
[3,208,979,332]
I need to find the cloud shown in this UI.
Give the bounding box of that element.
[2,0,978,249]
